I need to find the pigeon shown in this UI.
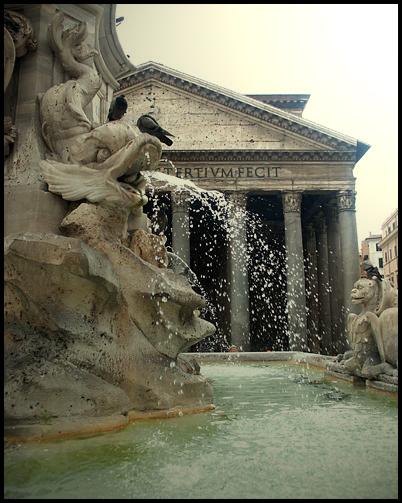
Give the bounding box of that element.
[362,257,383,281]
[107,95,128,121]
[137,114,174,146]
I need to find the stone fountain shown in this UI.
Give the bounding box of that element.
[4,9,215,442]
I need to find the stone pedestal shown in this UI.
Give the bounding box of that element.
[128,209,151,233]
[282,192,308,351]
[227,192,250,351]
[4,4,126,238]
[337,190,360,317]
[4,4,66,236]
[171,191,191,266]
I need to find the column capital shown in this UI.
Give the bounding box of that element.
[226,191,248,221]
[336,190,356,212]
[171,190,191,210]
[282,191,302,213]
[226,191,247,206]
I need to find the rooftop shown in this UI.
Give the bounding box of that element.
[381,208,398,228]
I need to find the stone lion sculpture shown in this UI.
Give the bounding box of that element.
[330,277,398,381]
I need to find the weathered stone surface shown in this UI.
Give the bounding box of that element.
[4,9,37,158]
[124,81,320,152]
[4,222,215,425]
[4,186,69,235]
[366,380,398,394]
[4,10,217,440]
[130,228,168,268]
[4,4,132,236]
[60,203,216,357]
[376,373,398,385]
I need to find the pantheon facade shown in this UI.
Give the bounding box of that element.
[117,62,370,355]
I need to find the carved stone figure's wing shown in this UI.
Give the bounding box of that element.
[40,159,113,203]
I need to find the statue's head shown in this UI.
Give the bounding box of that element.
[351,277,398,314]
[65,20,98,66]
[351,277,380,307]
[71,40,98,66]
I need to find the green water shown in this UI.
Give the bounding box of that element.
[4,363,398,499]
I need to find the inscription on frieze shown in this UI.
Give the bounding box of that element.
[159,165,281,180]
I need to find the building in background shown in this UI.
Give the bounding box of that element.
[379,209,398,288]
[116,61,370,354]
[361,233,383,276]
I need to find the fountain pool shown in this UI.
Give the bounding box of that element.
[4,359,397,499]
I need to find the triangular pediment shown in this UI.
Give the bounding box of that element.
[123,80,324,152]
[117,62,369,158]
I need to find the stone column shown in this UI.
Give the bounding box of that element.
[282,192,308,351]
[314,212,332,354]
[337,190,360,317]
[227,192,250,351]
[325,202,345,351]
[304,224,321,353]
[171,191,191,266]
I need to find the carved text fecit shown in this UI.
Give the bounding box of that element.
[159,165,280,179]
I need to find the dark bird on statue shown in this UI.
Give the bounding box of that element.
[107,95,128,121]
[137,114,174,146]
[362,255,383,281]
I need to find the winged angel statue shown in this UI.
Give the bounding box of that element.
[39,12,162,209]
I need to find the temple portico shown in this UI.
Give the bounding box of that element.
[117,61,369,354]
[156,186,362,354]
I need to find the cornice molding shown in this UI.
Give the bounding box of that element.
[171,190,191,209]
[160,150,356,163]
[118,65,356,151]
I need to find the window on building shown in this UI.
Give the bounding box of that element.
[385,252,388,263]
[388,226,391,234]
[376,243,382,251]
[392,221,396,230]
[395,245,398,257]
[389,248,392,260]
[378,258,383,268]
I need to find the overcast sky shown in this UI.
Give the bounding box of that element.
[116,4,398,244]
